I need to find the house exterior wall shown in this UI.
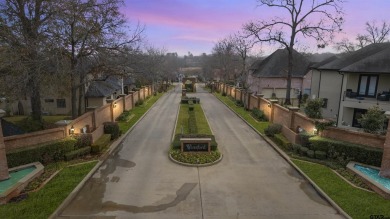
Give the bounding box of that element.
[87,97,106,108]
[248,76,303,98]
[338,73,390,127]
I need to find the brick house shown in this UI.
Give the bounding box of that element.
[247,48,311,104]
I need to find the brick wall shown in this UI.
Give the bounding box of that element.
[273,104,290,128]
[249,95,258,110]
[322,127,385,149]
[293,113,315,134]
[1,86,153,153]
[5,128,66,152]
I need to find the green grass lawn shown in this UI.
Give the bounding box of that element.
[175,104,212,135]
[0,161,97,219]
[293,159,390,219]
[214,93,269,134]
[118,92,164,133]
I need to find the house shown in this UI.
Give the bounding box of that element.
[247,48,311,103]
[311,43,390,128]
[85,75,123,108]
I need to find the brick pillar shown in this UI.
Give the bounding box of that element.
[129,91,135,109]
[269,99,278,123]
[107,99,115,122]
[257,94,264,110]
[287,106,300,130]
[380,111,390,178]
[0,120,10,181]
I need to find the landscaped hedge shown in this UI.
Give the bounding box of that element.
[91,134,111,153]
[309,136,383,166]
[104,122,120,140]
[65,146,91,161]
[172,134,218,151]
[6,138,77,168]
[181,97,200,104]
[251,108,267,121]
[273,133,292,150]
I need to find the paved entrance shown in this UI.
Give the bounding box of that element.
[56,84,344,219]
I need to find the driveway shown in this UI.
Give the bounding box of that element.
[56,83,344,219]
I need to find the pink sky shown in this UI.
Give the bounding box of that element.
[122,0,390,56]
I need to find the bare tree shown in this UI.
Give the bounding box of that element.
[53,0,144,118]
[212,38,239,82]
[244,0,344,105]
[0,0,59,124]
[336,20,390,53]
[229,32,255,88]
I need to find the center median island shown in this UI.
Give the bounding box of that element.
[169,98,222,166]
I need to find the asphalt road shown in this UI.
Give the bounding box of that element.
[56,83,344,219]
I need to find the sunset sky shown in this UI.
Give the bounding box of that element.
[122,0,390,56]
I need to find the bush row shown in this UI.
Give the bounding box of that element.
[7,138,77,168]
[172,134,218,151]
[65,147,91,161]
[264,123,282,137]
[309,136,383,166]
[251,108,267,122]
[117,110,133,122]
[188,110,198,134]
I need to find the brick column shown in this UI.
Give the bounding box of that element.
[129,91,135,109]
[380,111,390,178]
[107,99,115,122]
[269,99,279,123]
[0,120,10,181]
[257,94,264,110]
[287,106,300,130]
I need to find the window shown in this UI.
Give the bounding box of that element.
[358,75,378,97]
[56,99,66,108]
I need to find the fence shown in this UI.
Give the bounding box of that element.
[214,82,386,149]
[3,85,153,152]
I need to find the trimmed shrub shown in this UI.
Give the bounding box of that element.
[117,111,132,122]
[358,105,387,134]
[104,122,120,140]
[304,98,323,119]
[298,132,314,148]
[307,150,315,158]
[264,123,282,137]
[292,144,301,153]
[315,150,327,160]
[235,100,244,107]
[91,134,111,153]
[74,134,92,149]
[299,146,309,156]
[251,108,267,121]
[222,92,227,96]
[64,147,91,161]
[6,138,77,167]
[273,133,292,150]
[309,136,383,166]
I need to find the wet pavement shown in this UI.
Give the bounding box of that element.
[56,84,345,219]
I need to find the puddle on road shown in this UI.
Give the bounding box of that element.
[100,183,198,213]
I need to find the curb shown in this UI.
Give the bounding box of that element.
[49,92,168,219]
[213,94,351,219]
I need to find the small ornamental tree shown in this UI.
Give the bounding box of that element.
[304,99,323,119]
[358,106,386,134]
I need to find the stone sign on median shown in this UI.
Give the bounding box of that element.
[180,138,211,153]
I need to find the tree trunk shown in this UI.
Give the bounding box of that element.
[78,72,85,116]
[71,69,78,119]
[285,48,293,105]
[28,71,43,126]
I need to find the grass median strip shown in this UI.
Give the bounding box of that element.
[0,161,98,219]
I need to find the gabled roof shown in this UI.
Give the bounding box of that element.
[310,55,339,69]
[250,48,310,78]
[340,47,390,73]
[85,80,119,98]
[316,43,390,70]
